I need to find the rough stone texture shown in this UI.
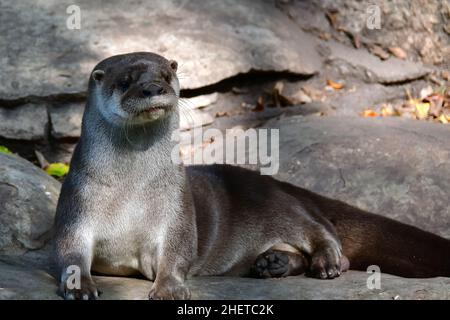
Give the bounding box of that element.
[277,0,450,66]
[0,261,58,300]
[323,41,430,83]
[0,153,61,253]
[322,81,430,115]
[183,93,219,109]
[49,102,84,139]
[262,116,450,238]
[180,109,215,131]
[0,103,48,140]
[0,260,448,300]
[0,0,321,100]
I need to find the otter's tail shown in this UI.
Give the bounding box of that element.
[318,197,450,278]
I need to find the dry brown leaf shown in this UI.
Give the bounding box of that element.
[339,28,361,49]
[291,89,312,104]
[361,109,378,117]
[370,45,390,60]
[351,33,361,49]
[388,47,407,59]
[215,111,229,118]
[441,71,450,81]
[380,104,400,117]
[319,32,332,40]
[428,74,444,86]
[278,93,295,107]
[273,81,284,95]
[326,79,345,90]
[426,94,444,117]
[253,96,264,112]
[302,86,324,101]
[325,10,339,30]
[34,150,49,169]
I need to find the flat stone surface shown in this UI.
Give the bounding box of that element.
[49,102,84,139]
[324,42,430,83]
[323,81,429,115]
[183,93,219,109]
[0,0,321,100]
[0,260,448,300]
[0,103,48,140]
[262,116,450,238]
[180,109,215,131]
[0,153,60,253]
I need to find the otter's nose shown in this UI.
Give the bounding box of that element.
[142,84,166,97]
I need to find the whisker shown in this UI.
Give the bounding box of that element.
[142,119,147,136]
[176,64,190,81]
[178,99,199,128]
[123,118,134,146]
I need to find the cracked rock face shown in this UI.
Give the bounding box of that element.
[0,0,321,100]
[0,153,60,253]
[49,102,84,139]
[278,0,450,66]
[0,104,48,140]
[324,42,430,83]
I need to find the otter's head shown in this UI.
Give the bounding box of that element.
[89,52,180,125]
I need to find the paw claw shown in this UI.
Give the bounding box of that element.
[307,247,345,280]
[65,293,75,300]
[59,277,99,300]
[149,281,190,300]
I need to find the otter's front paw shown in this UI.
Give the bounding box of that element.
[306,247,348,279]
[149,279,190,300]
[253,250,290,278]
[59,276,101,300]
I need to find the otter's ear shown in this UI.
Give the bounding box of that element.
[169,60,178,72]
[92,70,105,82]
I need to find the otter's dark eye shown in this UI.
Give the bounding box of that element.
[118,76,131,91]
[162,73,171,83]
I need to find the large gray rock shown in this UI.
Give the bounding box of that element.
[0,103,48,140]
[277,0,449,66]
[0,153,60,253]
[49,102,84,139]
[264,116,450,238]
[0,0,321,100]
[323,42,430,83]
[0,260,448,300]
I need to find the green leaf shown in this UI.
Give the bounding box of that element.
[45,163,70,177]
[0,145,12,154]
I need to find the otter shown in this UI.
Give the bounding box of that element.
[54,52,450,300]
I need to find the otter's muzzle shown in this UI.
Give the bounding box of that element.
[142,83,166,97]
